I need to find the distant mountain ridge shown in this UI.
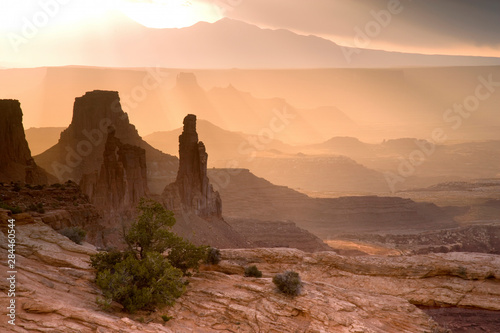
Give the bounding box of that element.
[3,15,500,69]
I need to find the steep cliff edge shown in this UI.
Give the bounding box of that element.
[0,100,52,184]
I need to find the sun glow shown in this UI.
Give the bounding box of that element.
[118,0,223,29]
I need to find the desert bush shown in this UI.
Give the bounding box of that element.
[90,250,124,272]
[28,203,45,214]
[12,182,21,192]
[205,247,221,265]
[273,270,303,296]
[95,252,185,313]
[0,201,23,214]
[244,265,263,278]
[59,226,87,244]
[168,238,208,274]
[91,198,207,313]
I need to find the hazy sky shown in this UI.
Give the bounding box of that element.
[0,0,499,68]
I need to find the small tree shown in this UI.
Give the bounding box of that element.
[273,270,303,296]
[125,199,177,259]
[91,198,207,313]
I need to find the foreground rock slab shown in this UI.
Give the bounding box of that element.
[3,219,499,332]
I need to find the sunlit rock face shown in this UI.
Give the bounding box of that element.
[0,99,50,184]
[163,114,222,218]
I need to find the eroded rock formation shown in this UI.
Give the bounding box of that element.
[160,115,247,249]
[0,99,50,184]
[80,127,148,211]
[163,114,221,218]
[35,90,178,192]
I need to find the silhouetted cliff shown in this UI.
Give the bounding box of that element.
[0,99,51,184]
[163,114,222,217]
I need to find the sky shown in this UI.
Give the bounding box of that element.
[0,0,499,68]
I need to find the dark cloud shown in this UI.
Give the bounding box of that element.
[217,0,500,54]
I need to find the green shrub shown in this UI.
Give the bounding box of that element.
[167,239,207,274]
[244,265,262,278]
[125,199,177,258]
[161,315,172,322]
[205,247,221,265]
[273,271,303,296]
[90,250,124,272]
[90,198,207,313]
[0,202,23,214]
[12,183,22,192]
[59,227,87,244]
[94,252,185,313]
[28,203,45,214]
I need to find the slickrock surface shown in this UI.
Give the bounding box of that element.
[221,248,500,311]
[0,100,52,184]
[3,217,499,332]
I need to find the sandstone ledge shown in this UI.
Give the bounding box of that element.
[1,222,499,332]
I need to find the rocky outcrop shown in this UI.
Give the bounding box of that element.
[159,115,246,249]
[163,114,221,218]
[338,223,500,255]
[0,99,51,184]
[0,180,103,245]
[227,217,332,252]
[80,127,148,211]
[211,168,459,237]
[34,90,178,193]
